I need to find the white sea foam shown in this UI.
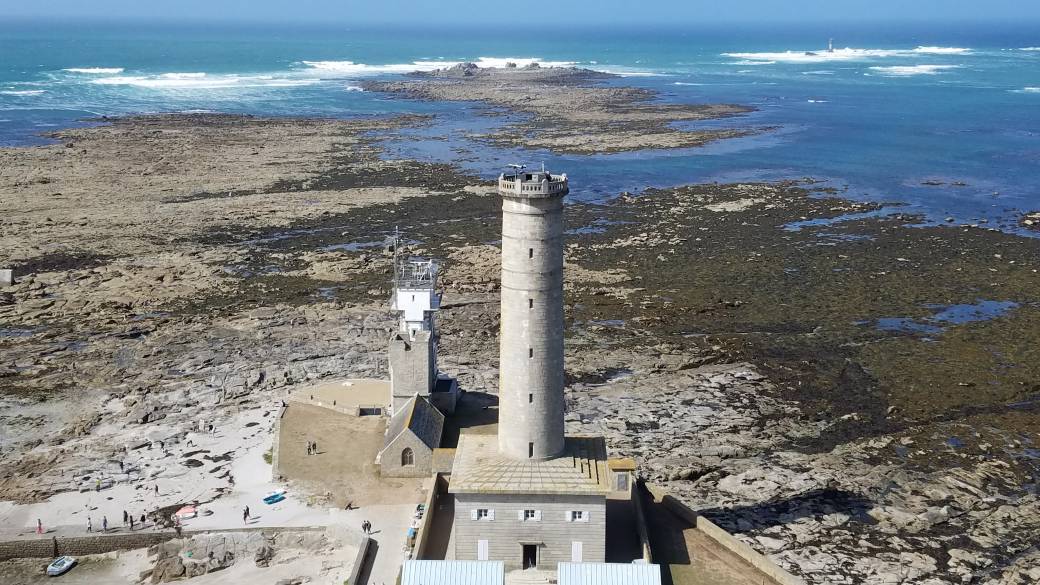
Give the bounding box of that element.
[1014,87,1040,93]
[92,72,320,89]
[807,99,829,103]
[724,46,972,64]
[913,46,971,54]
[303,57,575,76]
[1018,47,1040,52]
[802,70,836,75]
[63,67,124,74]
[868,65,960,76]
[344,85,364,92]
[723,48,905,63]
[0,89,46,96]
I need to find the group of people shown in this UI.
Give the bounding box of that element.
[84,510,149,533]
[305,440,320,455]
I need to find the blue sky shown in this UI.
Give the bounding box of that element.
[6,0,1038,25]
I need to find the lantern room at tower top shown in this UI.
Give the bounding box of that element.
[391,256,440,339]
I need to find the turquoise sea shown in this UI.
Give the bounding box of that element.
[1,20,1038,229]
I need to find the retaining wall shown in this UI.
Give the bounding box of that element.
[271,403,288,480]
[648,483,806,585]
[0,525,328,562]
[0,532,175,562]
[631,479,653,563]
[412,473,446,560]
[349,535,371,585]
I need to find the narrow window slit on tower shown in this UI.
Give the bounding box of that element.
[529,348,533,359]
[529,393,533,403]
[529,248,533,258]
[529,442,534,458]
[529,298,533,309]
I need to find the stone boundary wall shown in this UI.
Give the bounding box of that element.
[694,516,806,585]
[0,532,173,562]
[631,479,653,563]
[647,483,806,585]
[0,526,327,562]
[287,396,382,417]
[271,403,288,480]
[349,535,371,585]
[413,474,446,560]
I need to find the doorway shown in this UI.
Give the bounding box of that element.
[522,544,538,569]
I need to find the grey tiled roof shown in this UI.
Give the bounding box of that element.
[448,433,611,496]
[385,394,445,450]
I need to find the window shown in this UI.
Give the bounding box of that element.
[529,442,534,458]
[529,248,533,259]
[478,508,489,519]
[528,393,533,404]
[524,509,536,520]
[471,508,496,521]
[569,510,587,522]
[401,448,414,467]
[529,298,533,309]
[528,348,533,359]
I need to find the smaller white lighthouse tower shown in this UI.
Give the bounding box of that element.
[388,253,441,417]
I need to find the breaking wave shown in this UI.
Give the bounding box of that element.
[867,65,961,76]
[91,72,320,89]
[63,67,124,74]
[0,89,46,96]
[302,57,576,76]
[1013,87,1040,93]
[912,46,971,55]
[724,46,971,63]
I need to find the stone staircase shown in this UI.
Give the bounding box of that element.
[504,568,557,585]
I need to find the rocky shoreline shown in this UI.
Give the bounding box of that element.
[362,63,757,154]
[1,114,1038,584]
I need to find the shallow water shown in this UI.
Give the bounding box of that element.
[2,21,1038,228]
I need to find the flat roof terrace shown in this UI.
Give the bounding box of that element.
[287,378,390,415]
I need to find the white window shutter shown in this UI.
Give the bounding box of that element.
[534,510,542,522]
[488,509,495,521]
[518,510,525,521]
[582,510,590,523]
[470,509,478,521]
[565,511,573,522]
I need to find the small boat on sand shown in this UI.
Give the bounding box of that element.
[47,555,76,576]
[263,492,286,505]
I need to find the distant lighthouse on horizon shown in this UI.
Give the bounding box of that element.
[828,38,834,53]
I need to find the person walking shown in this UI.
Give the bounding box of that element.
[306,442,311,456]
[140,513,146,525]
[123,510,129,525]
[102,516,108,532]
[154,484,159,496]
[87,516,92,533]
[312,440,318,454]
[129,515,135,531]
[36,519,43,535]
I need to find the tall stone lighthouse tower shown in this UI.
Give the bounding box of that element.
[497,166,569,460]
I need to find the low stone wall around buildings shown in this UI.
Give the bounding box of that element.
[0,532,176,562]
[0,525,329,562]
[647,483,806,585]
[413,474,446,560]
[271,403,288,480]
[349,535,371,585]
[631,480,653,563]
